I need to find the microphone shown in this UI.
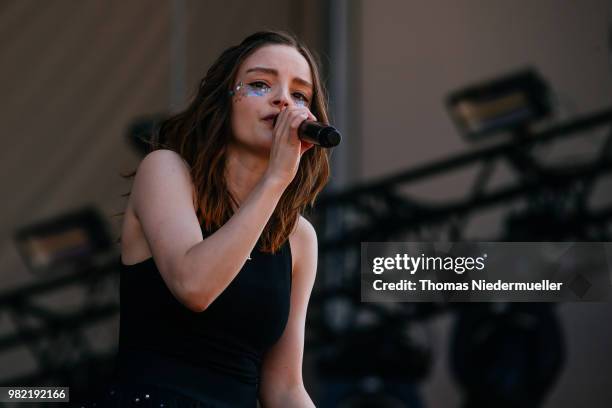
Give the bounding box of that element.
[298,120,342,148]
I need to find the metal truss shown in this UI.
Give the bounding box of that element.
[0,255,119,394]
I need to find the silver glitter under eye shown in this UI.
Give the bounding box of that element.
[230,81,309,107]
[228,82,242,96]
[244,83,271,96]
[229,81,271,97]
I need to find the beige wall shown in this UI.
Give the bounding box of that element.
[360,0,612,183]
[2,0,170,288]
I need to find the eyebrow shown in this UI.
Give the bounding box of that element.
[245,66,313,89]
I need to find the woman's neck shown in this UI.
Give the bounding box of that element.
[225,146,269,206]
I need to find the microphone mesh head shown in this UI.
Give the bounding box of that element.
[321,127,341,147]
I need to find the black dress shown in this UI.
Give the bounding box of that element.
[79,230,292,408]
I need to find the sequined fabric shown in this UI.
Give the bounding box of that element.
[75,382,226,408]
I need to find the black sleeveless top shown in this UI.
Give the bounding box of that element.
[113,229,293,407]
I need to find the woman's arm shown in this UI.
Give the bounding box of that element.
[258,216,318,408]
[131,149,287,312]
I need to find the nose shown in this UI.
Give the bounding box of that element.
[271,86,293,108]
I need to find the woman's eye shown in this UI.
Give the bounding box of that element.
[249,81,270,90]
[293,93,309,103]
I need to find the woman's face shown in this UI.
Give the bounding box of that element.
[229,44,314,156]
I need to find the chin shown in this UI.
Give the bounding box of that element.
[256,130,274,149]
[230,137,271,158]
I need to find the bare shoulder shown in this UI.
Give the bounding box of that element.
[131,149,196,210]
[287,215,318,275]
[120,149,197,265]
[135,149,192,184]
[295,216,317,243]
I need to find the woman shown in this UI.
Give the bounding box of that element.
[90,31,331,407]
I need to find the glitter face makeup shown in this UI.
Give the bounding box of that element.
[229,81,309,107]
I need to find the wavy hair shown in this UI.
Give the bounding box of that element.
[129,31,331,253]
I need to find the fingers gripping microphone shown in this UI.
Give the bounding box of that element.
[298,121,342,148]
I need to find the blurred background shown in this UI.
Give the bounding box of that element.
[2,0,612,407]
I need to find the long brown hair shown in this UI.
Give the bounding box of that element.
[129,31,331,253]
